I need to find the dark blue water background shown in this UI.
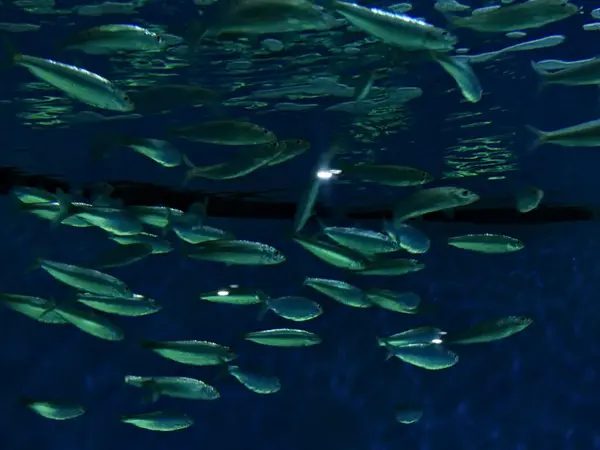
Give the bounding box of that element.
[0,0,599,449]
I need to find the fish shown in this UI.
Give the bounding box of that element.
[447,234,524,253]
[355,257,425,276]
[52,304,124,341]
[327,0,457,51]
[76,293,161,317]
[378,327,446,348]
[110,233,173,254]
[366,289,421,313]
[35,258,134,298]
[384,222,430,254]
[199,286,268,305]
[227,365,282,394]
[185,239,286,265]
[323,226,401,255]
[170,120,276,145]
[258,295,323,321]
[125,375,220,401]
[395,407,423,424]
[386,342,459,370]
[63,24,165,55]
[182,142,283,183]
[443,0,578,33]
[527,118,600,148]
[173,224,235,245]
[117,137,182,168]
[393,186,480,222]
[515,186,544,213]
[121,411,193,431]
[446,316,533,344]
[430,52,482,103]
[336,163,433,186]
[141,340,238,366]
[0,293,68,324]
[293,234,369,270]
[20,398,86,420]
[531,56,600,87]
[3,41,134,111]
[303,277,372,308]
[244,328,322,347]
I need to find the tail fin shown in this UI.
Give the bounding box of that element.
[525,125,547,154]
[1,34,19,67]
[181,154,199,187]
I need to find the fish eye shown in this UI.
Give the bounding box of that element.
[460,189,471,197]
[155,35,161,41]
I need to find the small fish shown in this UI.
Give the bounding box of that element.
[174,224,235,245]
[0,293,68,324]
[63,24,165,55]
[53,304,124,341]
[3,42,134,111]
[20,398,85,420]
[531,56,600,87]
[366,289,420,313]
[76,293,161,317]
[258,296,323,321]
[303,277,372,308]
[354,70,376,101]
[227,365,282,394]
[199,286,268,305]
[141,340,237,366]
[121,411,193,431]
[328,0,457,51]
[244,328,322,347]
[395,407,423,424]
[515,186,544,213]
[89,243,153,269]
[448,233,524,254]
[36,258,134,298]
[110,232,173,254]
[323,226,401,255]
[393,186,480,222]
[444,0,578,32]
[355,258,425,276]
[431,52,482,103]
[73,205,144,236]
[117,137,182,167]
[293,234,369,270]
[386,343,458,370]
[17,200,93,228]
[378,327,446,348]
[446,316,533,344]
[125,375,219,401]
[182,142,282,183]
[527,118,600,148]
[170,120,276,145]
[185,239,285,266]
[336,163,433,187]
[384,222,430,254]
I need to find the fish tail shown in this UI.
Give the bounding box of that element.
[529,61,551,92]
[181,154,198,187]
[525,125,547,153]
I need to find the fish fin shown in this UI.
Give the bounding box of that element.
[140,380,160,404]
[38,298,58,320]
[213,365,230,382]
[256,302,269,321]
[181,154,199,187]
[524,125,547,153]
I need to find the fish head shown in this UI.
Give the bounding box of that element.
[419,170,434,184]
[256,126,278,144]
[283,138,311,154]
[266,248,286,264]
[426,28,458,52]
[113,90,136,112]
[544,0,579,19]
[508,240,525,252]
[447,187,480,205]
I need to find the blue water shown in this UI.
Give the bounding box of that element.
[1,0,600,449]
